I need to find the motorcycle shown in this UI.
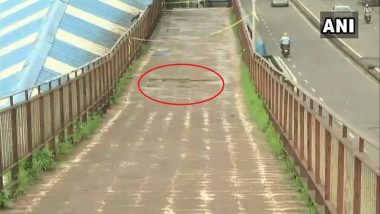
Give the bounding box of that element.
[281,45,290,57]
[365,11,371,24]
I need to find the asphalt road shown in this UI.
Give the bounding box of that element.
[2,8,308,214]
[295,0,380,69]
[240,0,380,160]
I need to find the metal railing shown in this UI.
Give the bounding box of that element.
[232,0,379,213]
[0,0,163,193]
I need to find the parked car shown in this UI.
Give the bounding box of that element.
[271,0,289,7]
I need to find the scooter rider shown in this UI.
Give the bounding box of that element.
[364,4,372,13]
[280,32,291,52]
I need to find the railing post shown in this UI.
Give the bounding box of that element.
[48,82,56,155]
[279,83,283,128]
[10,96,19,188]
[270,73,273,111]
[89,64,94,114]
[325,114,333,204]
[353,154,362,214]
[275,79,279,121]
[288,87,293,140]
[284,84,288,134]
[25,90,33,160]
[38,86,45,146]
[377,175,380,214]
[359,137,364,153]
[59,78,65,145]
[82,69,88,122]
[265,68,269,105]
[67,75,74,137]
[300,94,305,161]
[337,140,345,214]
[94,66,99,112]
[75,71,81,124]
[293,91,299,149]
[106,58,111,110]
[307,99,313,170]
[315,105,322,185]
[101,58,107,111]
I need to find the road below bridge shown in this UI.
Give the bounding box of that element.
[241,0,380,160]
[2,8,308,214]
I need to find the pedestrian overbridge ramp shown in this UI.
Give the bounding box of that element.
[0,6,310,214]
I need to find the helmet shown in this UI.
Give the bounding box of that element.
[284,32,288,36]
[366,4,369,7]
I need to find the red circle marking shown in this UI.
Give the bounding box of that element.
[137,63,225,106]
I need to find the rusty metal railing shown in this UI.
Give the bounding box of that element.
[0,0,163,193]
[232,0,379,213]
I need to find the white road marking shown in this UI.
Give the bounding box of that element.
[298,71,302,76]
[293,0,317,17]
[304,79,309,84]
[311,88,316,92]
[375,67,380,72]
[276,56,298,85]
[337,38,363,58]
[287,58,291,62]
[349,133,355,139]
[253,13,259,21]
[319,97,324,102]
[338,121,343,126]
[292,64,296,68]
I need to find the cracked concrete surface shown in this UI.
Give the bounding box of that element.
[2,8,309,214]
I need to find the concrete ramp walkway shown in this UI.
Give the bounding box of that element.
[4,8,308,214]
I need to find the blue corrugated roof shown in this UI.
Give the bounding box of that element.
[0,0,152,106]
[0,0,53,98]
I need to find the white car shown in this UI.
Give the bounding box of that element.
[271,0,289,7]
[332,5,353,12]
[332,5,354,18]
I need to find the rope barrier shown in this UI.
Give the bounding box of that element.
[164,0,204,4]
[131,9,254,42]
